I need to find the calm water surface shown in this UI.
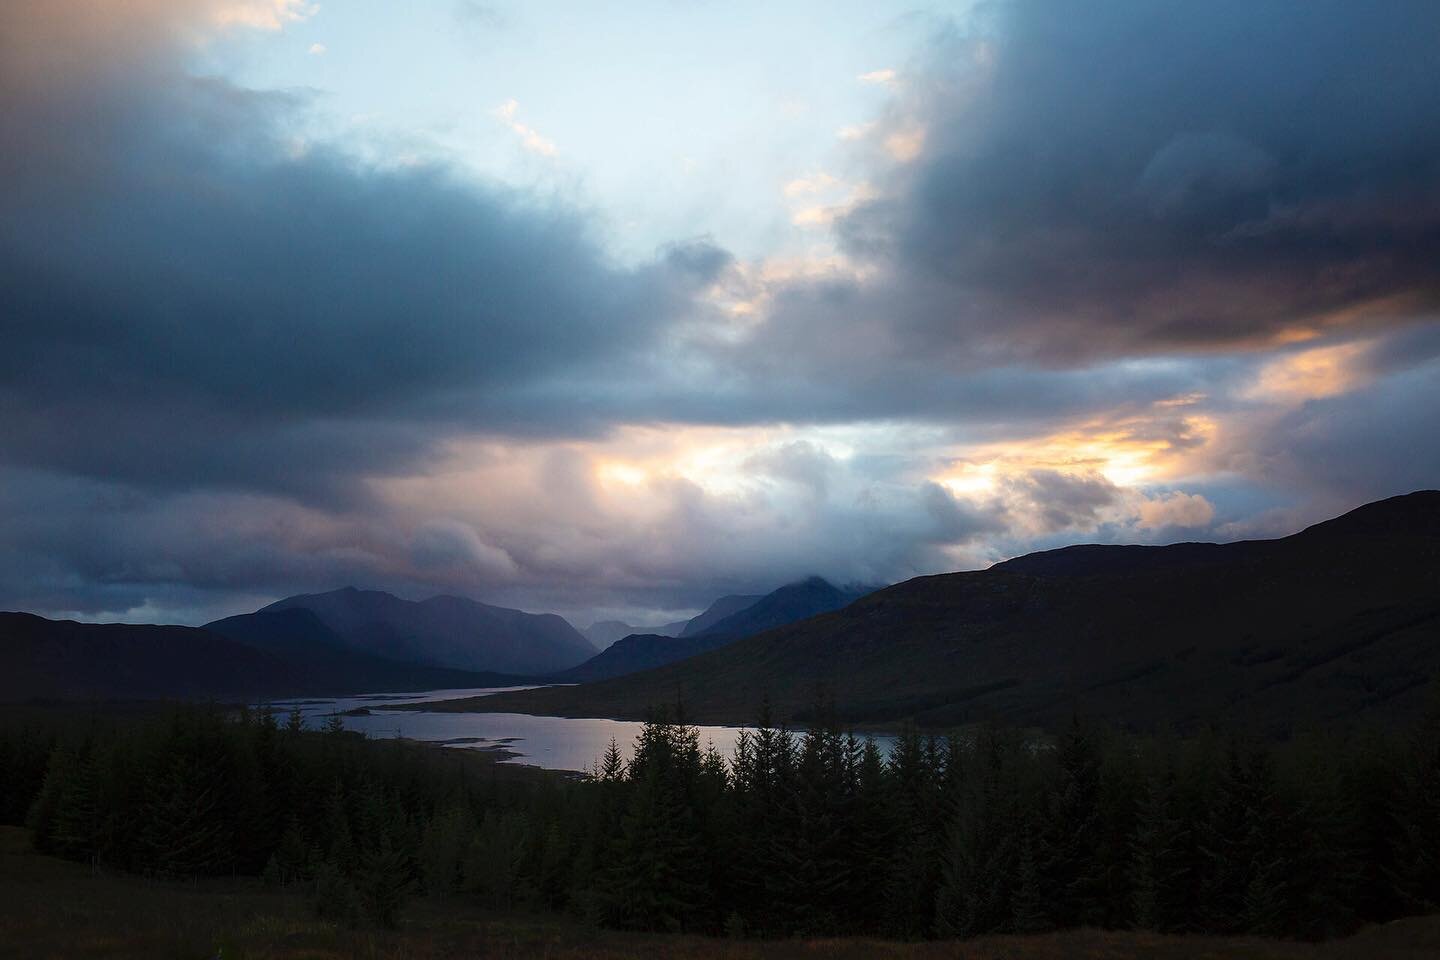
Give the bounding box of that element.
[269,687,896,773]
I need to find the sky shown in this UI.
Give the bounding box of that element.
[1,0,1438,629]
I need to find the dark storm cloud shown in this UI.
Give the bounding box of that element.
[1005,470,1121,531]
[0,3,723,502]
[821,0,1440,365]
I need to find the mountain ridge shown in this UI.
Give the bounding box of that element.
[262,587,594,674]
[0,608,531,703]
[547,577,876,684]
[437,491,1440,733]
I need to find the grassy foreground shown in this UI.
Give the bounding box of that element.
[2,827,1436,960]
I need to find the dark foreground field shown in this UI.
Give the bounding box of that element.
[3,828,1437,960]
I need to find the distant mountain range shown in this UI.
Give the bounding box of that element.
[583,619,687,649]
[580,593,767,649]
[679,595,763,636]
[0,610,514,702]
[8,492,1440,728]
[260,587,594,675]
[459,491,1440,734]
[0,578,862,702]
[552,578,872,683]
[0,586,597,702]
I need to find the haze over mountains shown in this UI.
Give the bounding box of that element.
[583,619,687,650]
[460,491,1440,734]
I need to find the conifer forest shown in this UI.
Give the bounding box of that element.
[4,700,1439,943]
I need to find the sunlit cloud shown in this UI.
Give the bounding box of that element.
[883,123,926,162]
[1247,341,1372,404]
[1137,491,1215,528]
[857,68,897,86]
[782,172,876,228]
[212,0,315,31]
[493,98,558,157]
[783,173,842,197]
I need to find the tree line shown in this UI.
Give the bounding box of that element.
[1,697,1438,939]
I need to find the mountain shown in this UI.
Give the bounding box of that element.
[582,592,769,649]
[205,608,527,692]
[679,594,762,636]
[454,492,1440,734]
[0,613,299,702]
[0,608,530,703]
[550,632,738,684]
[541,578,876,684]
[583,618,687,649]
[690,577,872,638]
[262,587,594,674]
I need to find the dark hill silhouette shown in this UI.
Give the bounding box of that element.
[691,576,873,639]
[0,609,528,703]
[679,594,762,636]
[536,578,877,684]
[452,492,1440,734]
[553,632,737,683]
[0,613,292,702]
[262,587,593,674]
[205,608,528,692]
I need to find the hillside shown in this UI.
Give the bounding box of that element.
[0,609,525,703]
[679,594,762,636]
[205,608,527,692]
[691,577,873,638]
[549,578,876,683]
[0,613,298,702]
[581,593,765,649]
[448,492,1440,733]
[263,587,594,674]
[550,632,737,683]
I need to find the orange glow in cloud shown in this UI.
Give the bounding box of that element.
[939,410,1218,494]
[1248,340,1371,403]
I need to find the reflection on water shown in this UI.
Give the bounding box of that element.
[268,686,896,773]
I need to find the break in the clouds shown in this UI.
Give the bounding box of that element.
[0,0,1436,626]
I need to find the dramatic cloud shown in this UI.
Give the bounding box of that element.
[825,0,1440,364]
[0,0,1435,625]
[0,0,719,503]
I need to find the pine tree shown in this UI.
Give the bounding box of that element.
[355,837,411,927]
[48,745,104,864]
[935,727,1022,937]
[883,725,944,938]
[1197,740,1283,933]
[598,737,626,782]
[1391,693,1440,912]
[608,709,710,931]
[1130,767,1192,932]
[418,803,472,898]
[137,753,230,877]
[1011,834,1049,933]
[1040,718,1104,928]
[264,815,311,887]
[467,810,530,909]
